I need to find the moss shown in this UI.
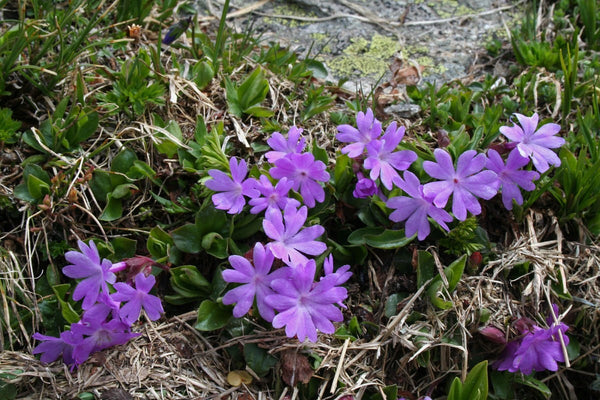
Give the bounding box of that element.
[328,34,400,78]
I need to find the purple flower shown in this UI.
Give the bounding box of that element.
[270,153,329,208]
[486,149,540,210]
[222,242,286,322]
[336,109,382,158]
[496,325,569,375]
[62,240,119,310]
[111,273,164,325]
[32,331,79,364]
[70,318,140,366]
[500,113,564,173]
[387,171,453,240]
[263,204,326,264]
[266,260,348,342]
[248,176,301,214]
[205,157,259,214]
[265,126,306,163]
[364,122,417,190]
[495,305,570,375]
[353,172,378,198]
[423,149,499,221]
[322,254,352,287]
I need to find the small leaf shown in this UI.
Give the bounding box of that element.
[461,360,488,400]
[111,148,137,173]
[516,374,552,398]
[194,300,232,331]
[244,343,278,377]
[99,194,123,221]
[171,223,203,253]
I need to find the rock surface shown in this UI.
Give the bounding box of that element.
[196,0,523,91]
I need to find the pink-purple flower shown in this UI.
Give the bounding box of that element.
[266,260,348,342]
[499,113,564,173]
[69,318,140,366]
[32,331,78,365]
[363,122,417,190]
[62,240,122,310]
[263,204,326,264]
[265,126,306,163]
[222,242,285,322]
[336,108,382,158]
[353,172,378,198]
[269,152,329,208]
[248,175,300,214]
[495,304,570,375]
[205,157,258,214]
[387,171,453,240]
[423,149,499,221]
[111,273,164,325]
[486,149,540,210]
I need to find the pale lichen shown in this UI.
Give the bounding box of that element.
[327,34,400,78]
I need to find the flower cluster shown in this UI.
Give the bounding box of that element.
[337,110,564,240]
[222,242,350,342]
[32,240,164,369]
[205,126,329,214]
[494,304,570,375]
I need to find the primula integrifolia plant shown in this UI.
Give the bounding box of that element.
[32,240,164,369]
[212,109,565,342]
[494,304,570,375]
[222,243,351,342]
[336,108,565,239]
[205,126,330,213]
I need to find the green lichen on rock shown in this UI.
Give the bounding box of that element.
[310,33,332,53]
[328,34,400,78]
[428,0,474,19]
[264,4,317,28]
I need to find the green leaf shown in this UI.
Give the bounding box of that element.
[99,194,123,221]
[147,226,173,259]
[461,360,488,400]
[312,140,329,164]
[243,105,274,118]
[206,236,229,259]
[51,284,80,324]
[417,250,435,288]
[516,374,551,398]
[304,59,328,79]
[333,153,352,192]
[111,183,136,199]
[446,255,467,292]
[244,343,278,377]
[427,255,467,309]
[384,293,404,318]
[194,300,232,331]
[111,148,137,173]
[72,110,99,144]
[348,228,415,249]
[447,377,462,400]
[26,174,50,201]
[111,237,137,259]
[171,223,203,254]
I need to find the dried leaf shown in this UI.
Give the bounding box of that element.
[389,58,425,86]
[280,349,313,386]
[227,370,253,386]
